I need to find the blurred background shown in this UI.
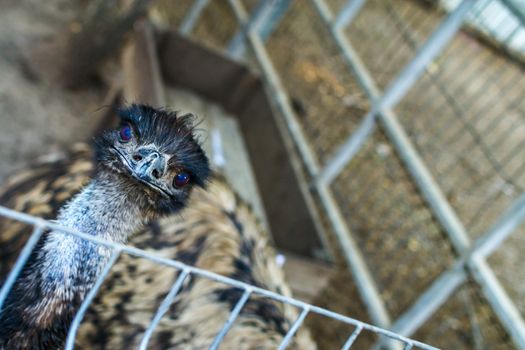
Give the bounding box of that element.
[0,0,524,348]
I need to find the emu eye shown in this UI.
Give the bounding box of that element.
[119,124,133,142]
[173,172,190,187]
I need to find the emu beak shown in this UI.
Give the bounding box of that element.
[132,148,166,184]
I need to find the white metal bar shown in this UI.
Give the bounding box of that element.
[179,0,210,34]
[209,288,252,350]
[334,0,365,29]
[228,0,291,60]
[240,7,336,259]
[379,107,471,254]
[227,0,267,59]
[0,205,437,350]
[472,189,525,258]
[312,0,381,101]
[246,24,319,176]
[316,184,392,328]
[379,0,478,109]
[372,263,466,349]
[65,249,121,350]
[277,307,310,350]
[139,269,190,350]
[314,0,478,190]
[341,324,363,350]
[469,255,525,349]
[226,0,391,331]
[0,225,44,311]
[318,110,376,185]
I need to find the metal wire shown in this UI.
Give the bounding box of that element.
[0,225,44,312]
[209,288,252,350]
[0,205,437,349]
[3,0,525,348]
[341,324,363,350]
[65,250,121,350]
[139,269,190,349]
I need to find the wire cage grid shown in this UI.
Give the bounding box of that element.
[0,205,437,350]
[2,0,525,349]
[158,0,525,348]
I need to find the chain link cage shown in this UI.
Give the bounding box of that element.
[151,0,525,349]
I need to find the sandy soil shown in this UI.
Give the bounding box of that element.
[0,0,104,181]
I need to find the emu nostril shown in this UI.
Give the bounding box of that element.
[151,169,160,179]
[133,154,143,161]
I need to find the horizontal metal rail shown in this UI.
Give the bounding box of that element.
[0,205,437,349]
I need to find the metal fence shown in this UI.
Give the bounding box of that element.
[154,0,525,348]
[0,205,437,349]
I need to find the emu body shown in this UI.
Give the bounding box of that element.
[0,105,209,349]
[0,144,316,349]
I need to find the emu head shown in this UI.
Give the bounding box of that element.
[94,104,210,216]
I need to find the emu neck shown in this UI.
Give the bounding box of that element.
[56,171,143,241]
[0,171,147,349]
[38,172,144,286]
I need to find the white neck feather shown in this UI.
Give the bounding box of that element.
[37,173,145,302]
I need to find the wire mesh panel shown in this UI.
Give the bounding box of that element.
[413,281,515,349]
[343,0,446,89]
[152,0,525,348]
[155,0,239,52]
[395,19,525,239]
[0,206,437,350]
[332,128,457,319]
[265,0,370,163]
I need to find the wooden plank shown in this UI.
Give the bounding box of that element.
[281,251,335,303]
[122,19,166,106]
[164,87,270,230]
[158,31,326,257]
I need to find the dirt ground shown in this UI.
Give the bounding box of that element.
[0,0,108,181]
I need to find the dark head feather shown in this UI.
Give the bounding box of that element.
[93,104,210,216]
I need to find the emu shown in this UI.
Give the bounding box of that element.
[0,104,210,349]
[0,106,316,349]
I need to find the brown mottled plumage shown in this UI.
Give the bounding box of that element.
[0,105,210,349]
[0,144,316,349]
